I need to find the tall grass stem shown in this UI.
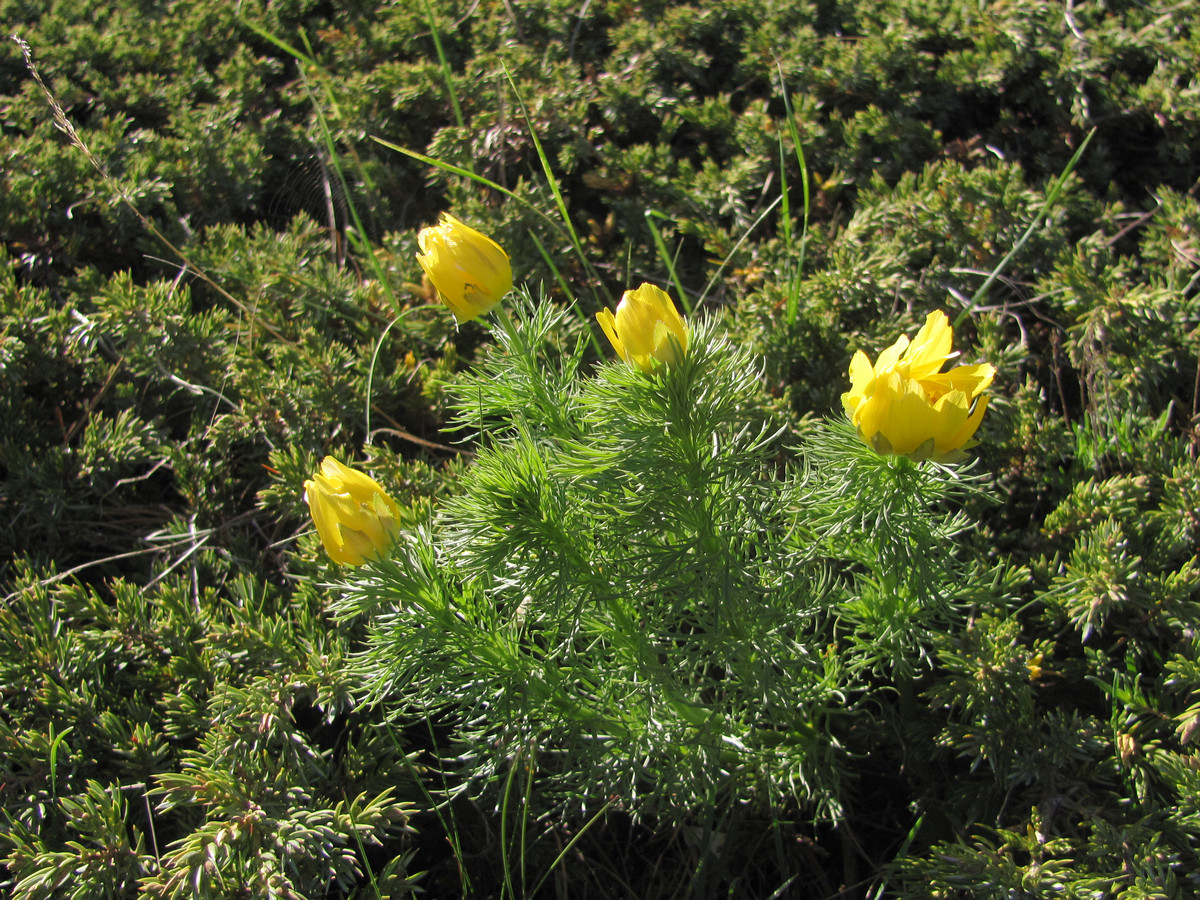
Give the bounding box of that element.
[957,129,1096,327]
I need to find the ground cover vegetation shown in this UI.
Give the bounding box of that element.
[1,0,1198,896]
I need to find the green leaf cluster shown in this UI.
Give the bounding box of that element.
[335,294,1031,896]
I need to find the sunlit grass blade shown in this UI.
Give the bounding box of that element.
[527,228,573,301]
[528,229,603,355]
[502,63,608,314]
[244,23,393,293]
[421,0,465,130]
[695,194,783,309]
[778,136,793,252]
[526,799,615,897]
[388,719,475,897]
[868,813,925,900]
[778,67,811,325]
[370,135,572,240]
[295,35,381,257]
[957,128,1097,327]
[645,208,691,315]
[778,136,799,326]
[499,744,521,900]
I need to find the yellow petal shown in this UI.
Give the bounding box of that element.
[330,524,372,566]
[854,376,971,457]
[840,389,859,419]
[874,334,909,372]
[304,479,345,558]
[847,349,875,390]
[850,372,901,448]
[890,386,966,456]
[902,310,956,379]
[596,308,628,364]
[843,350,876,417]
[920,362,995,402]
[938,394,989,454]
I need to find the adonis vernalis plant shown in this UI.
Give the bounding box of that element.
[6,2,1200,896]
[318,225,1004,835]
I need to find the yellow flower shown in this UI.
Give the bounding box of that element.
[596,283,689,373]
[841,310,995,461]
[303,456,401,565]
[1026,652,1044,681]
[416,213,512,323]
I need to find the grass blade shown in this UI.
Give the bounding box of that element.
[421,0,465,130]
[957,128,1097,327]
[502,63,608,313]
[644,209,691,314]
[778,67,811,325]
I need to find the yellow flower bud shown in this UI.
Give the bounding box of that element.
[841,310,995,461]
[596,283,689,373]
[1026,652,1044,681]
[416,213,513,323]
[302,456,401,565]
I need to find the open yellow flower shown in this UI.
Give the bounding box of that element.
[596,283,688,373]
[416,213,512,323]
[841,310,995,461]
[303,457,401,565]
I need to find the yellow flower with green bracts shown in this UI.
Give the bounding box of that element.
[303,457,401,565]
[841,310,995,461]
[416,213,512,323]
[596,283,689,373]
